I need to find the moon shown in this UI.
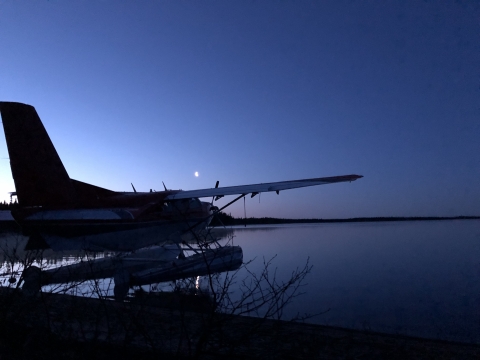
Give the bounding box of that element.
[195,171,199,177]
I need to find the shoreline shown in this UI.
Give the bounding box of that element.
[0,287,478,359]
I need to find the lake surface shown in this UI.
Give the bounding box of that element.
[229,221,480,344]
[1,220,479,344]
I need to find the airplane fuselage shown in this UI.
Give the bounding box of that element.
[12,195,214,251]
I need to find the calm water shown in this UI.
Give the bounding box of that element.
[1,220,479,343]
[229,221,480,344]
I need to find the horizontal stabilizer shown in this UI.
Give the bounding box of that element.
[71,179,116,200]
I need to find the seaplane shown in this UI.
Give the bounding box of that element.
[0,101,362,299]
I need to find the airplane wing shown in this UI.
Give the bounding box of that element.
[165,174,362,200]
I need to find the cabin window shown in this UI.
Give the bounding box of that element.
[189,198,201,209]
[162,202,173,212]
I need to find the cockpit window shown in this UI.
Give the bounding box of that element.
[189,198,201,209]
[162,202,173,212]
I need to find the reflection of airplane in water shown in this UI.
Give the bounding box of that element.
[22,243,243,300]
[0,102,362,299]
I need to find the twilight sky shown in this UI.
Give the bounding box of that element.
[0,1,478,218]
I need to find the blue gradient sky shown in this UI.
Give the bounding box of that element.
[0,1,478,218]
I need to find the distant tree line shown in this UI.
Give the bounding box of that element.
[0,200,19,210]
[209,212,480,226]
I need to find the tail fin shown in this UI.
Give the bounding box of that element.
[0,102,76,207]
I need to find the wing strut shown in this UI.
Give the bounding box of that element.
[243,196,247,227]
[183,193,248,234]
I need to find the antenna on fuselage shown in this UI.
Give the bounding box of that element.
[131,183,137,193]
[162,181,167,191]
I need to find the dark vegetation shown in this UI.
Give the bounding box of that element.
[0,201,18,210]
[0,227,315,359]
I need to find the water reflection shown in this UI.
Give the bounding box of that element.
[1,227,240,300]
